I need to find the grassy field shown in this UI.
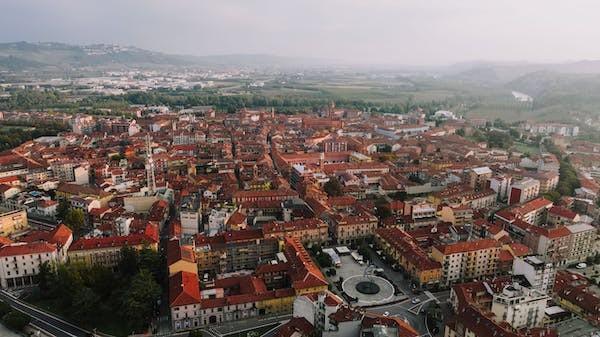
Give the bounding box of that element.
[512,141,539,155]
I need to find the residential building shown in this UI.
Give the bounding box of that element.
[508,178,540,205]
[0,209,28,237]
[490,282,549,329]
[327,211,378,244]
[374,228,442,288]
[262,218,329,245]
[512,255,556,293]
[566,223,596,263]
[431,238,501,286]
[0,242,59,288]
[68,230,158,268]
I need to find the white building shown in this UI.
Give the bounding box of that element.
[73,165,90,185]
[512,256,556,293]
[181,209,201,236]
[508,178,540,205]
[489,175,512,201]
[292,291,343,332]
[208,208,233,236]
[566,223,596,263]
[0,242,59,288]
[490,282,548,329]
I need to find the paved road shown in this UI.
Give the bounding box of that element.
[0,290,90,337]
[369,290,450,336]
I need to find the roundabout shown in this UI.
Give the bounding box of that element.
[342,275,395,306]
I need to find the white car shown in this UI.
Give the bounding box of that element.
[411,298,421,304]
[576,263,587,269]
[383,311,390,316]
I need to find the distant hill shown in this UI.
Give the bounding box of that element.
[0,42,332,72]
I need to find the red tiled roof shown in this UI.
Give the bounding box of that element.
[0,242,56,257]
[275,317,314,337]
[167,239,195,266]
[434,238,500,255]
[283,237,328,291]
[375,227,442,271]
[548,206,577,220]
[68,233,156,251]
[263,218,327,235]
[512,197,553,216]
[169,271,201,307]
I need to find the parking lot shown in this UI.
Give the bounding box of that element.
[321,248,408,306]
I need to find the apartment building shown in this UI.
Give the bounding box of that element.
[431,238,501,286]
[566,223,596,263]
[68,232,158,268]
[490,282,549,329]
[0,209,28,237]
[262,218,329,245]
[374,228,442,288]
[512,256,556,293]
[194,229,280,274]
[511,197,553,225]
[0,242,59,288]
[468,166,492,190]
[508,178,540,205]
[327,211,378,245]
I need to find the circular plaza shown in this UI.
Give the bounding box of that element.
[342,275,395,306]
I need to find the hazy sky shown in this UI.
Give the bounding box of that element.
[2,0,600,66]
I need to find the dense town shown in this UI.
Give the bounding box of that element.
[0,101,598,337]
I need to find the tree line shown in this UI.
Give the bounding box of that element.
[35,245,164,335]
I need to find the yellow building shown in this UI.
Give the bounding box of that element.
[68,234,158,268]
[167,239,198,277]
[374,228,442,288]
[431,239,501,286]
[56,183,113,207]
[0,209,28,237]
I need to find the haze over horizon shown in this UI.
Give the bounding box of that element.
[2,0,600,66]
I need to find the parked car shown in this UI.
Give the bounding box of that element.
[411,298,421,304]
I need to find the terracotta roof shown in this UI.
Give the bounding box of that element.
[275,317,314,337]
[263,218,327,235]
[68,233,156,251]
[375,227,442,271]
[0,242,56,257]
[283,237,328,291]
[167,239,196,266]
[548,206,578,220]
[169,271,201,307]
[512,197,553,216]
[434,238,500,255]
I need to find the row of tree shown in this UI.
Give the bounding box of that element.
[0,120,70,152]
[544,140,581,197]
[37,246,163,334]
[1,88,453,117]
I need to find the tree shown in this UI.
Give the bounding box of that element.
[72,287,100,322]
[56,199,70,220]
[118,246,140,278]
[324,177,343,197]
[38,261,53,292]
[64,208,85,233]
[122,269,161,332]
[138,246,163,284]
[456,128,465,137]
[0,301,11,317]
[2,311,30,331]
